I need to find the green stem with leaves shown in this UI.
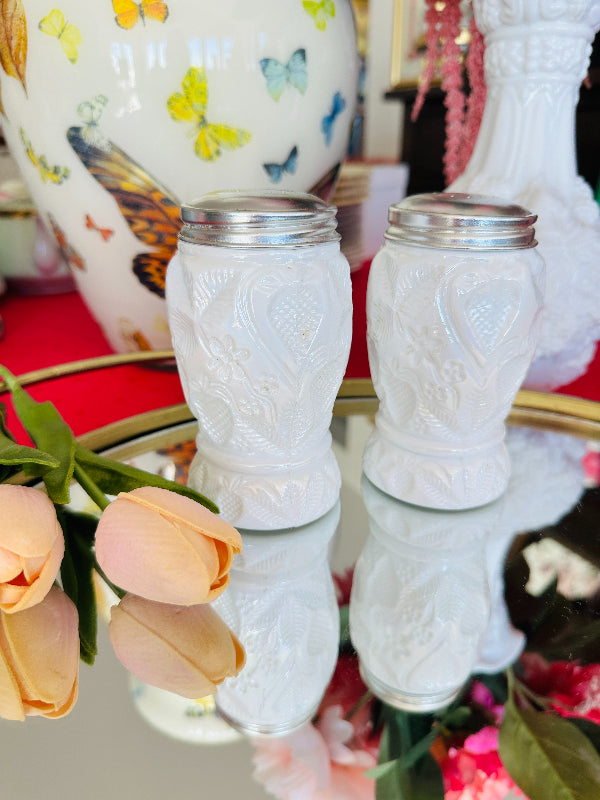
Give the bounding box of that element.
[73,462,110,511]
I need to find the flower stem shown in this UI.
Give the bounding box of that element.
[511,673,568,712]
[73,462,110,511]
[93,560,126,601]
[0,364,17,391]
[344,690,374,721]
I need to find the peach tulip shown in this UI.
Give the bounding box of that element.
[0,585,79,721]
[0,484,64,613]
[109,593,245,698]
[95,486,242,606]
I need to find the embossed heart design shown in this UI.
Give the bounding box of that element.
[269,283,323,361]
[462,280,521,356]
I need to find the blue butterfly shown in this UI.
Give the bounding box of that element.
[260,49,307,102]
[263,146,298,183]
[321,91,346,145]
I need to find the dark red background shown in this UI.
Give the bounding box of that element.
[1,260,598,441]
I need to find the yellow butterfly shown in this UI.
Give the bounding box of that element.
[302,0,335,31]
[20,127,70,184]
[167,67,251,162]
[113,0,169,30]
[38,9,82,64]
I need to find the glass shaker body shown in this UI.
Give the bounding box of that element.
[364,193,545,510]
[166,191,352,529]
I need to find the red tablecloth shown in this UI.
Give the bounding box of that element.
[1,261,598,442]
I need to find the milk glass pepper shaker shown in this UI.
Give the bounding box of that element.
[166,191,352,530]
[364,192,545,510]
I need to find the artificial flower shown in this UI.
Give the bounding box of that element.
[109,593,245,698]
[95,486,242,605]
[252,712,377,800]
[0,484,64,613]
[436,726,527,800]
[412,0,487,185]
[252,657,380,800]
[0,585,79,720]
[317,654,380,760]
[523,537,600,600]
[520,654,600,723]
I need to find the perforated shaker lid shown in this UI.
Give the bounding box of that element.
[385,192,538,249]
[179,190,340,247]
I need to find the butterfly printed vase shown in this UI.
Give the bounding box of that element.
[0,0,358,353]
[364,193,545,511]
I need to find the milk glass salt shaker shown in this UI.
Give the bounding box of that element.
[166,191,352,530]
[364,193,545,510]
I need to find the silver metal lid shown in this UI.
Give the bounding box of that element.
[385,192,538,249]
[179,190,340,247]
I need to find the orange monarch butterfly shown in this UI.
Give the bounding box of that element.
[113,0,169,29]
[67,125,180,298]
[66,123,341,297]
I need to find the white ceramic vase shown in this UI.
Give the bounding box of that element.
[450,0,600,389]
[0,0,358,352]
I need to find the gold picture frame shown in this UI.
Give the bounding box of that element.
[390,0,428,89]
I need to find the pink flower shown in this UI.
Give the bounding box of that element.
[0,585,79,720]
[95,486,242,605]
[520,654,600,723]
[109,593,245,698]
[252,722,331,800]
[317,654,380,759]
[436,727,527,800]
[252,715,376,800]
[0,485,64,613]
[470,681,504,724]
[583,448,600,486]
[251,656,380,800]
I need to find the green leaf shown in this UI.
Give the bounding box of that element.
[377,706,470,775]
[367,759,400,780]
[74,444,219,513]
[374,712,445,800]
[0,368,76,503]
[0,402,59,478]
[411,752,445,800]
[59,546,78,607]
[56,508,98,666]
[568,717,600,756]
[376,718,409,800]
[339,604,350,649]
[59,508,99,546]
[499,696,600,800]
[0,436,59,469]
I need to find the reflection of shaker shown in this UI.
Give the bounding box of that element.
[166,191,352,529]
[351,475,494,712]
[364,193,545,510]
[213,502,341,736]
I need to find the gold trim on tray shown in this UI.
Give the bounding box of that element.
[2,355,599,454]
[77,388,600,454]
[0,351,176,389]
